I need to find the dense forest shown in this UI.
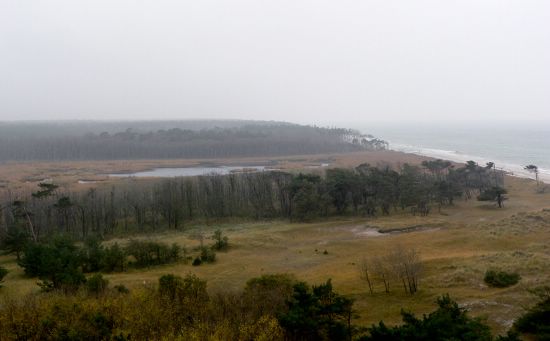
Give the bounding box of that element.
[0,160,504,241]
[0,120,284,139]
[0,121,386,161]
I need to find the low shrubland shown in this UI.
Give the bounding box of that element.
[0,273,529,341]
[484,270,521,288]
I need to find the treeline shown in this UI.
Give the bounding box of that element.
[0,120,281,139]
[0,272,537,340]
[0,123,386,161]
[0,160,505,241]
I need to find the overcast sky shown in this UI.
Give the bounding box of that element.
[1,1,549,124]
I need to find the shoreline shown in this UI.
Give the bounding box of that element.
[390,143,550,183]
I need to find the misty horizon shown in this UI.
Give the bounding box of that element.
[1,1,549,123]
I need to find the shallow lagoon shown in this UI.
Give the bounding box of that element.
[108,166,267,178]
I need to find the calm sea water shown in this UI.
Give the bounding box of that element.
[350,121,550,182]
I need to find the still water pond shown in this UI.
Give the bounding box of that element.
[109,166,267,178]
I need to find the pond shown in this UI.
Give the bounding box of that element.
[108,165,268,178]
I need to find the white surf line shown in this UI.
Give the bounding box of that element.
[388,143,550,184]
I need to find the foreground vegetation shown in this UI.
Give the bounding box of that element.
[1,271,546,340]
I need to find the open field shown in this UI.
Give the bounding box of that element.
[1,171,549,335]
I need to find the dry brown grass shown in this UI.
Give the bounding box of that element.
[0,150,426,192]
[1,175,549,334]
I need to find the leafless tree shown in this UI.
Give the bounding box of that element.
[361,246,422,295]
[372,257,391,293]
[359,258,374,294]
[388,245,422,295]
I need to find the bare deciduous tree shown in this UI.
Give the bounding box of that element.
[359,258,374,294]
[360,245,422,295]
[373,257,391,293]
[388,246,422,295]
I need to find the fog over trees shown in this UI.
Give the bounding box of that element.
[0,121,386,161]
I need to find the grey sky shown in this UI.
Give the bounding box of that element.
[1,0,549,124]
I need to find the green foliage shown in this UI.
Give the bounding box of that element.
[513,286,550,340]
[478,187,507,200]
[158,273,209,327]
[211,229,229,251]
[192,257,202,266]
[0,266,8,287]
[326,168,356,213]
[100,243,126,272]
[0,226,30,260]
[54,196,73,209]
[86,273,109,296]
[278,279,355,341]
[19,235,180,290]
[200,246,216,263]
[244,274,296,318]
[81,236,104,272]
[289,173,324,221]
[31,183,58,198]
[362,295,494,340]
[158,274,182,299]
[125,240,180,268]
[478,186,508,208]
[484,270,520,288]
[19,236,86,291]
[114,284,129,294]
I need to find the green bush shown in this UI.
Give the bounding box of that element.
[278,279,354,341]
[100,243,126,272]
[19,236,86,291]
[159,274,182,299]
[244,274,296,318]
[82,236,105,273]
[114,284,129,294]
[200,247,216,263]
[157,273,210,329]
[211,229,229,251]
[513,286,550,340]
[363,295,498,341]
[192,257,202,266]
[0,226,30,261]
[484,270,520,288]
[86,273,109,295]
[125,240,180,267]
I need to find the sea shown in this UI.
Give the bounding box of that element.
[348,121,550,182]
